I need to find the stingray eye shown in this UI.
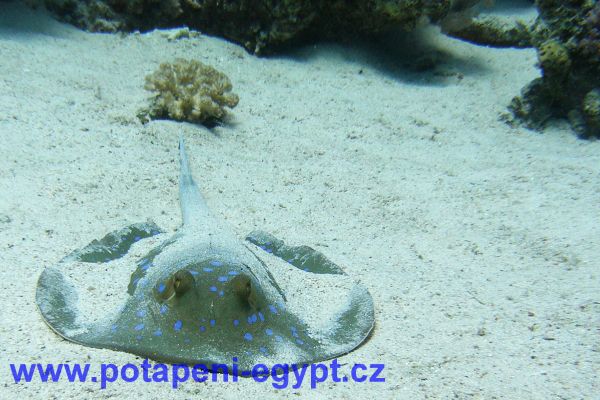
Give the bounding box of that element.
[155,269,194,301]
[172,270,194,296]
[231,274,257,309]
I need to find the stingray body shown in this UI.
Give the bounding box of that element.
[36,136,374,371]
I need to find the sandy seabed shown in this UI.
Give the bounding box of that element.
[0,2,598,399]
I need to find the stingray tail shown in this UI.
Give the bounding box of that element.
[178,133,213,227]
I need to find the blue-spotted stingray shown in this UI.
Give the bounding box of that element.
[36,136,374,371]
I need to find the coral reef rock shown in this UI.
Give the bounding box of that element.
[31,0,458,54]
[441,0,536,48]
[510,1,600,138]
[443,14,533,48]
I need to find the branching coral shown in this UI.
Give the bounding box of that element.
[142,59,239,125]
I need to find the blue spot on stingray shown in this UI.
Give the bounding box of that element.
[268,305,278,314]
[210,319,216,327]
[174,320,182,331]
[160,304,168,314]
[136,310,146,318]
[133,236,141,242]
[259,347,267,354]
[209,286,217,292]
[218,276,228,282]
[244,333,253,341]
[132,278,140,286]
[203,267,213,272]
[266,248,273,253]
[134,323,144,331]
[140,260,151,271]
[210,260,223,267]
[265,328,273,336]
[287,259,294,263]
[189,270,199,275]
[228,271,239,276]
[258,312,264,322]
[233,319,239,327]
[275,335,283,342]
[157,283,166,293]
[154,329,162,337]
[111,324,117,332]
[247,314,257,324]
[199,326,206,332]
[296,339,304,345]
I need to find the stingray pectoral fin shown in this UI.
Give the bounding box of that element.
[281,275,375,360]
[326,284,375,350]
[246,230,345,274]
[63,222,163,263]
[36,267,77,334]
[36,265,119,347]
[36,223,164,347]
[247,231,375,360]
[36,266,88,342]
